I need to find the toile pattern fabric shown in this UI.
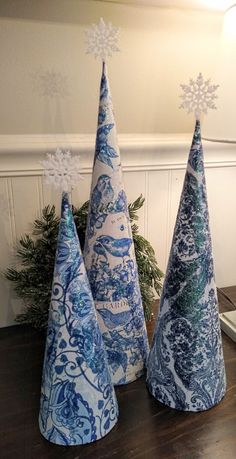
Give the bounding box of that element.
[146,120,226,412]
[39,192,118,446]
[84,62,149,385]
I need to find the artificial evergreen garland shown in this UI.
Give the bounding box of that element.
[5,195,163,330]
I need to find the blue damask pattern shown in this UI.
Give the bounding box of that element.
[146,120,226,411]
[84,62,149,385]
[87,174,128,239]
[39,192,118,445]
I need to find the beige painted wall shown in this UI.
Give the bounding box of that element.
[0,0,223,135]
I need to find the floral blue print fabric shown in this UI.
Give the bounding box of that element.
[146,120,226,411]
[39,192,118,445]
[84,62,149,385]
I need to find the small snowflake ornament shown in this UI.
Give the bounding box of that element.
[180,73,219,120]
[41,148,83,192]
[85,17,120,61]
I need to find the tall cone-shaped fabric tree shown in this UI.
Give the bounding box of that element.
[146,120,226,411]
[84,62,149,385]
[39,192,118,445]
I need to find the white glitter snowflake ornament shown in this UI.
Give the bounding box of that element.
[85,17,120,61]
[180,73,219,120]
[41,148,83,192]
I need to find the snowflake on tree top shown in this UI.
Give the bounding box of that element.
[41,148,83,192]
[85,17,120,61]
[180,73,219,120]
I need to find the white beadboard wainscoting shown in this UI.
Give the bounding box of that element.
[0,133,236,327]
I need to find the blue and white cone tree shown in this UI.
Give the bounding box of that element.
[147,73,226,412]
[39,149,118,445]
[84,19,149,385]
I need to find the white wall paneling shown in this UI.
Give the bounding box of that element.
[0,133,236,327]
[123,171,146,237]
[206,166,236,288]
[146,170,170,270]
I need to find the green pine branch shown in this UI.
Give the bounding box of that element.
[4,195,163,329]
[128,195,145,222]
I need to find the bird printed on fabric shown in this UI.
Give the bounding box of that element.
[92,174,114,210]
[98,308,132,330]
[93,235,132,262]
[95,124,118,169]
[88,174,114,237]
[112,190,128,215]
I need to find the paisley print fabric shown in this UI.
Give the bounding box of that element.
[146,120,226,412]
[39,192,118,445]
[84,62,149,385]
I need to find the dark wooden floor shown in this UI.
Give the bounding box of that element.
[0,287,236,459]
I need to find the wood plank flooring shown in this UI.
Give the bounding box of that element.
[0,287,235,459]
